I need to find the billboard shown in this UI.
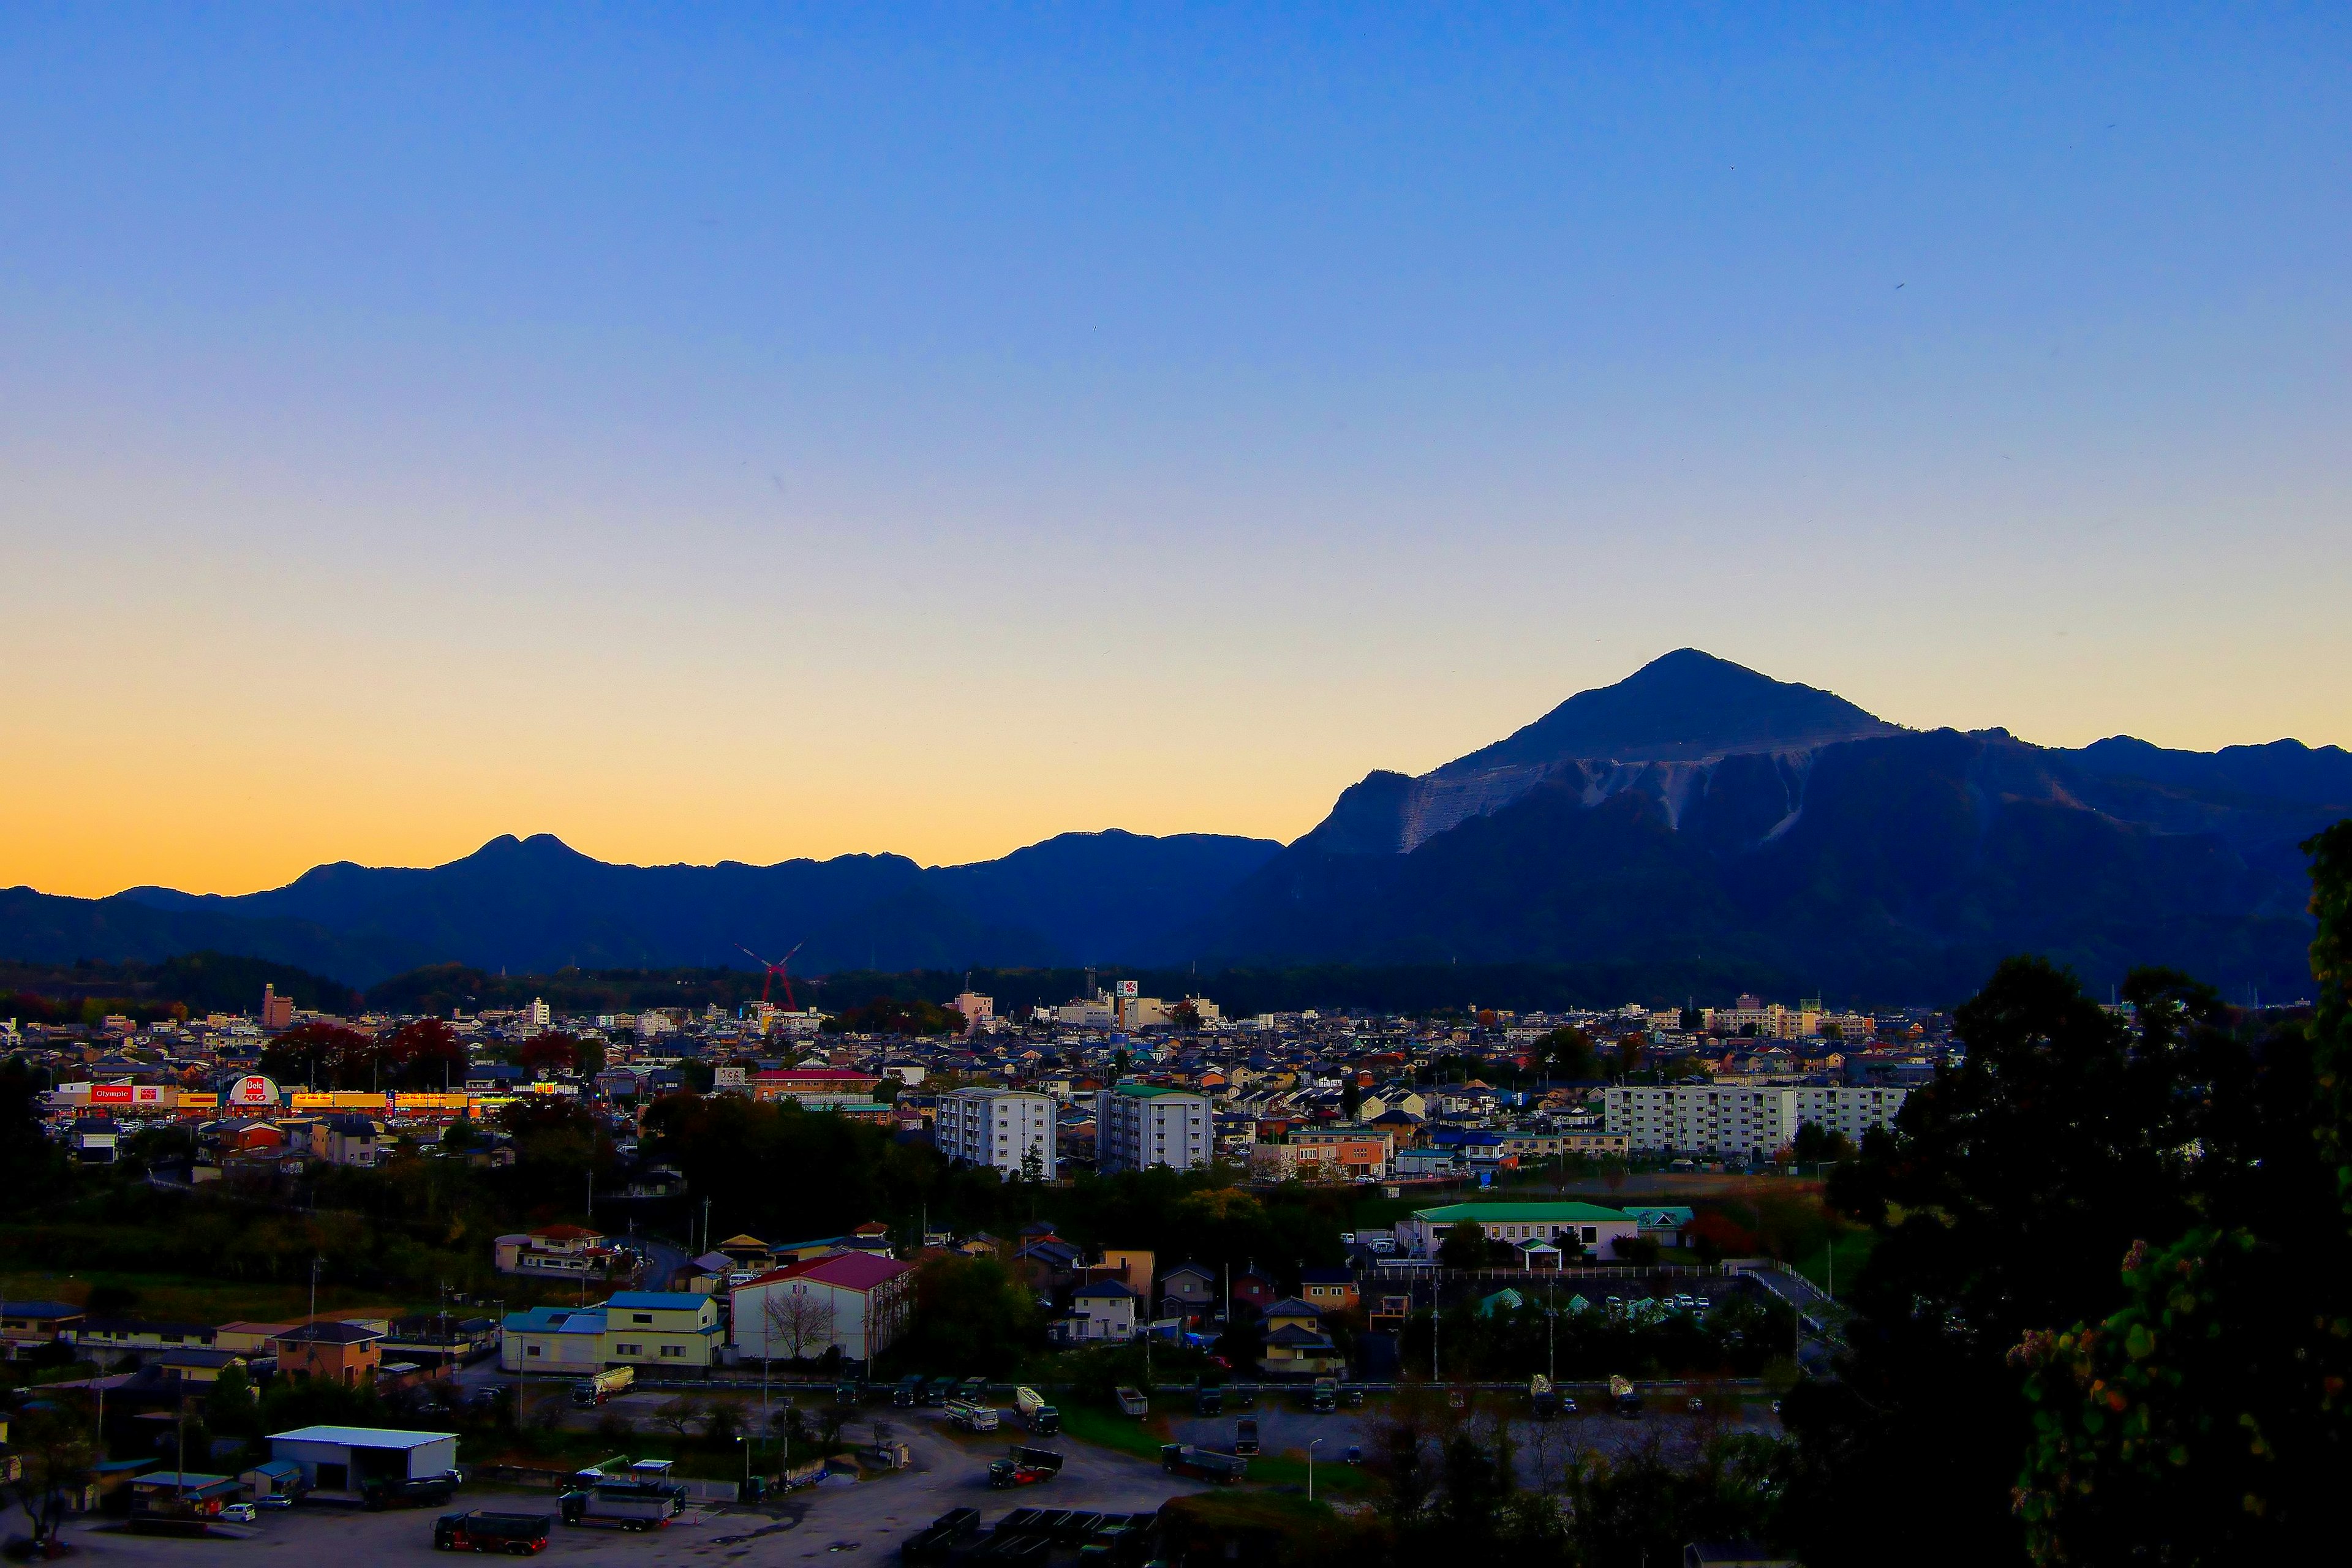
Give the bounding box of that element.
[89,1083,135,1104]
[227,1075,282,1109]
[1115,980,1139,998]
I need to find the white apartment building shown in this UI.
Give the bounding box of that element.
[1093,1084,1212,1175]
[1791,1085,1909,1144]
[936,1088,1058,1180]
[1604,1083,1910,1156]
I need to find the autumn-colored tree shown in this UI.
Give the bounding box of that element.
[517,1032,579,1074]
[381,1017,467,1089]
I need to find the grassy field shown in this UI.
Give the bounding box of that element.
[1054,1401,1372,1497]
[1787,1229,1874,1295]
[0,1268,428,1325]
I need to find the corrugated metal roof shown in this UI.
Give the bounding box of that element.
[267,1425,458,1449]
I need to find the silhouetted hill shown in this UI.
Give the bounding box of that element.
[6,650,2342,1004]
[58,828,1282,986]
[1188,657,2345,1003]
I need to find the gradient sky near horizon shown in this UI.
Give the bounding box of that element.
[5,5,2348,899]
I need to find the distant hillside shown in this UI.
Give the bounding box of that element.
[1186,652,2343,1003]
[2,649,2341,1005]
[15,827,1283,987]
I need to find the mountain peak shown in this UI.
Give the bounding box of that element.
[1438,649,1900,775]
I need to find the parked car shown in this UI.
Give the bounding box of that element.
[217,1503,257,1525]
[255,1495,295,1512]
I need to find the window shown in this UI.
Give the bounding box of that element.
[614,1341,642,1355]
[660,1345,684,1359]
[526,1344,543,1357]
[633,1313,652,1324]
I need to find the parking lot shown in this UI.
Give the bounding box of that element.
[53,1410,1207,1566]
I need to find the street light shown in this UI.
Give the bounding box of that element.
[1307,1438,1322,1502]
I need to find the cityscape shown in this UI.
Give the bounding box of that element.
[4,8,2348,1568]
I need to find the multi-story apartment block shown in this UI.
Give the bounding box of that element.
[1093,1084,1213,1174]
[1602,1083,1909,1157]
[937,1088,1058,1180]
[1790,1084,1909,1145]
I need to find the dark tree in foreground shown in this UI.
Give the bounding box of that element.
[1783,956,2219,1567]
[2010,821,2352,1564]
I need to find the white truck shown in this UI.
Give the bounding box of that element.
[945,1398,1000,1433]
[1013,1387,1060,1436]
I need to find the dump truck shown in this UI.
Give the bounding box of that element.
[1311,1378,1338,1412]
[364,1472,462,1510]
[1530,1373,1558,1420]
[558,1479,687,1532]
[1609,1374,1643,1419]
[1114,1385,1148,1417]
[893,1374,925,1408]
[433,1510,554,1554]
[1232,1418,1259,1456]
[1014,1386,1060,1436]
[946,1397,1000,1433]
[900,1507,984,1564]
[1194,1385,1223,1417]
[923,1376,957,1407]
[570,1366,635,1407]
[1159,1444,1246,1484]
[987,1446,1066,1489]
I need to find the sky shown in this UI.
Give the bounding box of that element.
[4,4,2348,899]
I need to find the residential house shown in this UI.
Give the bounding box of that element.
[729,1254,915,1364]
[157,1348,251,1386]
[1050,1279,1139,1344]
[1256,1298,1343,1376]
[273,1321,383,1387]
[1297,1267,1359,1316]
[598,1291,724,1370]
[1231,1264,1279,1318]
[1158,1262,1218,1324]
[213,1322,296,1355]
[72,1319,219,1360]
[315,1114,386,1168]
[0,1301,83,1357]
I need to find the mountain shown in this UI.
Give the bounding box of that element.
[7,649,2343,1003]
[38,827,1283,986]
[1308,648,1902,855]
[1188,650,2344,1002]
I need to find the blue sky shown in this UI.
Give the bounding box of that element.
[3,5,2347,893]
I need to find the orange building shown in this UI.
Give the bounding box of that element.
[273,1321,383,1386]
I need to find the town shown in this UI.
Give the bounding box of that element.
[0,970,1945,1563]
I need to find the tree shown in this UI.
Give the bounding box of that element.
[1437,1223,1489,1270]
[1340,1078,1363,1120]
[1789,1123,1856,1164]
[652,1395,706,1438]
[1615,1035,1646,1079]
[1537,1026,1597,1081]
[761,1284,839,1364]
[1167,999,1203,1030]
[6,1395,97,1551]
[517,1032,580,1074]
[2007,823,2352,1564]
[1783,958,2223,1567]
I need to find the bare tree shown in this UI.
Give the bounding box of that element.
[761,1283,839,1364]
[6,1396,97,1551]
[651,1395,706,1438]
